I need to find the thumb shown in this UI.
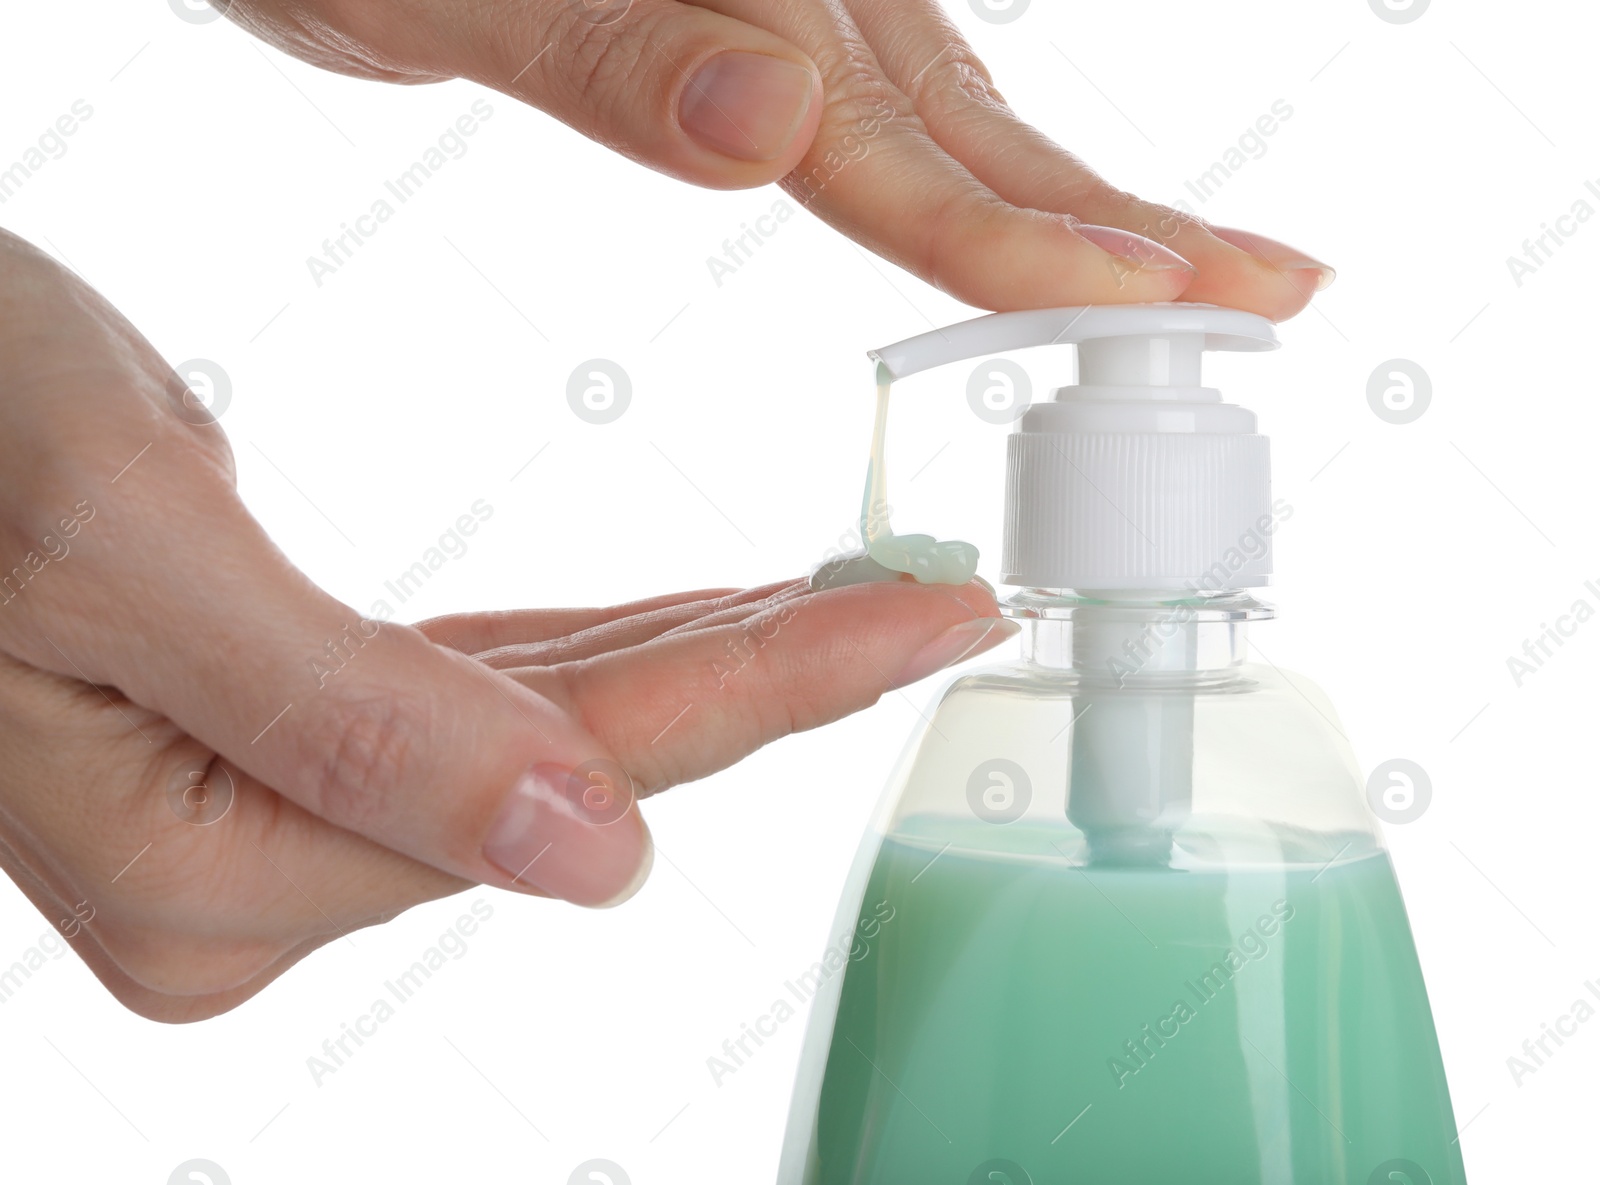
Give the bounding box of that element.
[61,473,650,909]
[0,232,648,911]
[446,0,822,188]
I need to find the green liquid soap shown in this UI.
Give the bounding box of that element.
[806,823,1466,1185]
[811,364,980,591]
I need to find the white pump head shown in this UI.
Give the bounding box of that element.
[870,303,1279,591]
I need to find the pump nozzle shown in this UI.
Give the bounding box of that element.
[868,303,1276,384]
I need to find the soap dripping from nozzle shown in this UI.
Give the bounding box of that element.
[810,362,981,591]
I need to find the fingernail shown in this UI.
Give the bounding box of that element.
[484,763,651,908]
[1210,226,1336,291]
[1076,224,1194,272]
[890,618,1019,690]
[681,52,816,162]
[597,821,654,909]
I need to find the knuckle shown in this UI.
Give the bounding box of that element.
[905,48,1003,119]
[549,6,664,116]
[303,690,426,829]
[784,64,905,206]
[813,60,908,143]
[263,0,448,79]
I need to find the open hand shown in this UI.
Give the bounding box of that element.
[0,229,1009,1020]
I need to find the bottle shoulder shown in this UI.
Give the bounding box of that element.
[873,655,1378,871]
[925,658,1355,765]
[936,658,1337,709]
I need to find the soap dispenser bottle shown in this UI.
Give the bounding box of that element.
[779,305,1465,1185]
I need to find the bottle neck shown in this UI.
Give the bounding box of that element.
[1002,588,1273,679]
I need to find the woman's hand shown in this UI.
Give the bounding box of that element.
[0,229,1009,1020]
[219,0,1332,317]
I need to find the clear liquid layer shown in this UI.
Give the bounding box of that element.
[798,826,1465,1185]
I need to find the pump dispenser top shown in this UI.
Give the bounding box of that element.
[871,302,1280,592]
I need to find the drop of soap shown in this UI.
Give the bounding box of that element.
[868,533,980,584]
[810,551,902,590]
[810,363,981,592]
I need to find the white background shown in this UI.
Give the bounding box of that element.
[0,0,1594,1180]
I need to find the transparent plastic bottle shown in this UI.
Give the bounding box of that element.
[779,305,1465,1185]
[778,591,1464,1184]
